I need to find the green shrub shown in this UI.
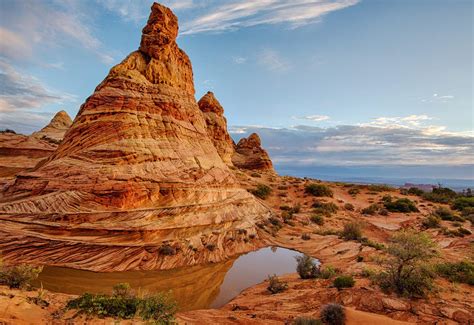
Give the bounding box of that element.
[361,204,379,215]
[348,188,360,196]
[310,215,324,225]
[251,184,272,199]
[407,187,424,196]
[341,222,362,241]
[379,208,389,216]
[0,264,43,289]
[333,276,355,290]
[359,238,385,250]
[360,267,376,278]
[367,184,394,192]
[295,255,320,279]
[320,303,345,325]
[293,317,323,325]
[376,230,437,297]
[319,266,337,279]
[305,184,333,197]
[452,197,474,211]
[66,284,176,323]
[343,203,354,211]
[434,206,455,220]
[422,187,457,204]
[384,198,418,213]
[421,214,441,229]
[269,216,283,228]
[312,201,338,216]
[436,261,474,285]
[267,274,288,294]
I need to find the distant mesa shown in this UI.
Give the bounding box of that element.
[232,133,274,171]
[0,2,271,272]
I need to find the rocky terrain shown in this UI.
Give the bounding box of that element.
[0,2,472,325]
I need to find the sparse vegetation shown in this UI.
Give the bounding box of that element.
[310,215,324,225]
[343,203,354,211]
[312,201,338,217]
[422,187,457,204]
[159,245,176,256]
[383,197,418,213]
[206,243,216,251]
[421,214,441,229]
[435,261,474,285]
[320,303,345,325]
[407,187,424,196]
[376,230,437,297]
[302,233,311,240]
[341,222,362,241]
[361,204,379,215]
[0,263,43,289]
[348,188,360,196]
[267,274,288,294]
[66,283,176,323]
[305,184,333,197]
[333,275,355,290]
[251,184,272,199]
[295,255,320,279]
[319,266,337,279]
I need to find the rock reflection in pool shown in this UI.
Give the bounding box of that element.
[35,246,303,311]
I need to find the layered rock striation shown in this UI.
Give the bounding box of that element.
[0,3,271,271]
[32,110,72,143]
[198,91,235,165]
[232,133,274,171]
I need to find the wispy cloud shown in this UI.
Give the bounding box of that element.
[232,56,247,64]
[0,0,114,65]
[181,0,359,35]
[421,93,455,103]
[300,115,331,122]
[258,48,290,72]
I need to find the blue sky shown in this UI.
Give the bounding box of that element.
[0,0,472,179]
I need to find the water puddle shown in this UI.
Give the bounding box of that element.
[35,246,305,311]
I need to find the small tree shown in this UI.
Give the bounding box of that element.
[295,255,320,279]
[377,230,438,297]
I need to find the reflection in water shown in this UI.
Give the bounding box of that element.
[35,247,303,311]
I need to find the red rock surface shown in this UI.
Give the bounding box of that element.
[198,91,235,165]
[0,3,271,272]
[232,133,274,171]
[31,110,72,143]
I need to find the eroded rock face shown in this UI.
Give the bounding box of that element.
[232,133,274,171]
[0,3,271,272]
[198,91,235,165]
[32,110,72,143]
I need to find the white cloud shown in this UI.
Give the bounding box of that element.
[181,0,359,35]
[421,93,455,103]
[258,48,290,72]
[232,56,247,64]
[301,115,330,122]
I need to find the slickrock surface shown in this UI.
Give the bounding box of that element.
[198,91,235,165]
[0,3,271,272]
[31,110,72,143]
[232,133,274,171]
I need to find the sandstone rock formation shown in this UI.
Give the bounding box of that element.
[198,91,235,165]
[32,110,72,143]
[0,3,271,272]
[232,133,274,171]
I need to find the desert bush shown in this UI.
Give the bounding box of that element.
[348,188,360,196]
[452,197,474,212]
[320,303,345,325]
[435,261,474,285]
[341,222,362,241]
[433,206,455,220]
[360,267,376,278]
[343,203,354,211]
[251,184,272,199]
[376,230,437,297]
[293,317,323,325]
[269,216,283,228]
[379,208,389,216]
[384,198,418,213]
[159,245,176,256]
[356,256,364,262]
[206,243,216,251]
[319,266,337,279]
[333,276,355,290]
[305,184,333,197]
[0,129,16,134]
[422,187,457,204]
[113,283,132,297]
[421,214,441,229]
[367,184,394,192]
[313,229,340,236]
[66,283,176,323]
[361,204,379,215]
[407,187,424,196]
[0,263,43,289]
[295,255,320,279]
[267,274,288,294]
[359,238,385,250]
[302,233,311,240]
[312,201,338,217]
[310,215,324,225]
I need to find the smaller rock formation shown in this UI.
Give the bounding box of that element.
[232,133,274,171]
[32,110,72,143]
[198,92,235,165]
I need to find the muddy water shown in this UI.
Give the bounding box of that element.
[35,246,304,311]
